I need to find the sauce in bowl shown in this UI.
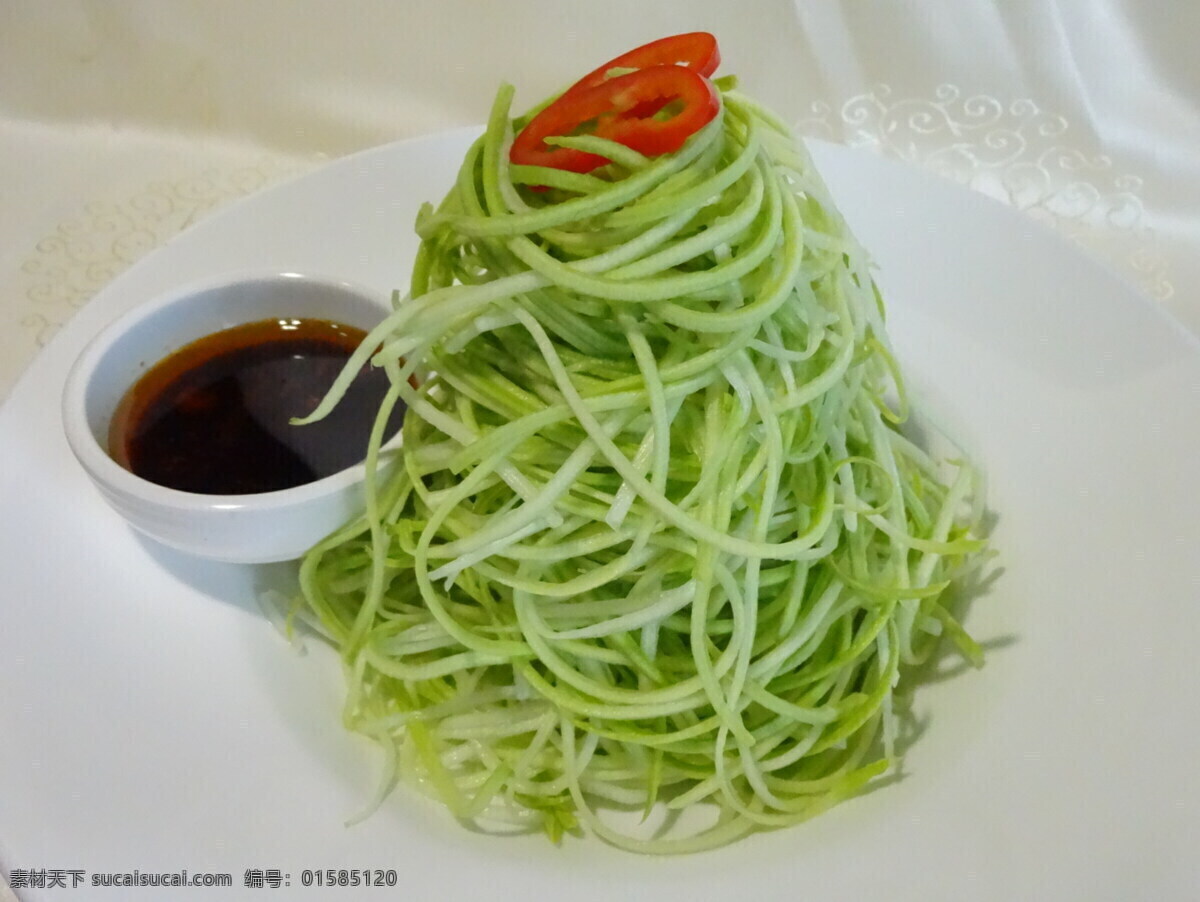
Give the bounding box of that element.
[109,317,403,495]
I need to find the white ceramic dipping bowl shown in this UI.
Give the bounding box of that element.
[62,272,397,564]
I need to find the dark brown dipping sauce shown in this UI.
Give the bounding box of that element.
[109,318,405,495]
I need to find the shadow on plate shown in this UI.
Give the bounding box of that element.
[132,529,301,619]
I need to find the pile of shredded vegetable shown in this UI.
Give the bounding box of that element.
[295,74,987,853]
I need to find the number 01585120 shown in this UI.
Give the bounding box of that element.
[300,869,398,888]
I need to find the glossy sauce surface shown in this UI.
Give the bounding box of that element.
[109,318,403,494]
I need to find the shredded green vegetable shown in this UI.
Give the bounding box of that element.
[296,79,987,853]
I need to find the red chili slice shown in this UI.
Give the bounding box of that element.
[510,65,720,174]
[563,32,720,98]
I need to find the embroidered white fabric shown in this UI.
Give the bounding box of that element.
[1,0,1197,399]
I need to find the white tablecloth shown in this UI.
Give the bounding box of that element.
[2,0,1198,403]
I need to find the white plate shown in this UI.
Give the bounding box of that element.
[2,128,1198,901]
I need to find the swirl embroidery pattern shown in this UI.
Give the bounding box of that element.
[18,159,307,348]
[796,84,1173,301]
